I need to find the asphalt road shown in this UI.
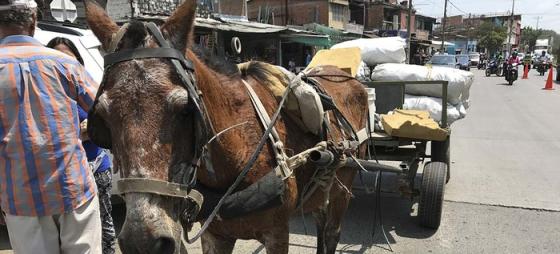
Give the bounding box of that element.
[1,68,559,253]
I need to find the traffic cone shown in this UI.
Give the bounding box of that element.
[543,65,555,90]
[522,64,529,79]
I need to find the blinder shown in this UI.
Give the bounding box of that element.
[87,21,210,220]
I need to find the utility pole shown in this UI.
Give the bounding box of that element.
[407,0,413,63]
[508,0,515,55]
[284,0,289,25]
[440,0,448,52]
[536,16,541,30]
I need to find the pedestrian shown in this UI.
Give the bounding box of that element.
[47,37,116,254]
[288,58,296,73]
[305,49,313,66]
[0,0,102,253]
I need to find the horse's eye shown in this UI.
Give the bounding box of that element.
[182,102,194,116]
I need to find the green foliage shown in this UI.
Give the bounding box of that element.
[520,26,541,51]
[521,26,560,61]
[477,22,507,55]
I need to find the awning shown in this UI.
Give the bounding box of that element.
[195,18,287,33]
[303,23,362,47]
[431,40,455,46]
[281,34,331,47]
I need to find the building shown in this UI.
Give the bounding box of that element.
[439,13,522,54]
[348,0,435,40]
[218,0,354,32]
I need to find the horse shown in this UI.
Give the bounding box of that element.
[84,0,369,253]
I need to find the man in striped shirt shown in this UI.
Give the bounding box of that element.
[0,0,102,252]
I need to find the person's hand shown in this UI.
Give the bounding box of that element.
[80,120,90,141]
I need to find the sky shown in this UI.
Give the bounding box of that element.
[414,0,560,33]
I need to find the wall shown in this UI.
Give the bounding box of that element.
[236,0,329,26]
[106,0,132,20]
[366,4,384,30]
[444,15,463,27]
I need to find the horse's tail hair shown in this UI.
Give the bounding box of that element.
[238,61,290,94]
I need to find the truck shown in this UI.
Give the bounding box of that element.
[532,38,554,64]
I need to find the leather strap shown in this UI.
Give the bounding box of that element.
[242,80,292,179]
[104,48,194,70]
[117,178,203,208]
[108,23,130,53]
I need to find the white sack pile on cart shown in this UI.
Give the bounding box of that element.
[332,37,407,66]
[371,63,474,124]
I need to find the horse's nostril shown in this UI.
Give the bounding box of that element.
[151,236,176,254]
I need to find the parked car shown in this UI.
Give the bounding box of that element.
[469,52,480,67]
[427,54,458,69]
[34,21,104,83]
[456,55,471,70]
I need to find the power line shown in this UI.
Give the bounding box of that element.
[447,0,468,15]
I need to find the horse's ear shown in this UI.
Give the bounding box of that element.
[161,0,197,53]
[84,0,119,51]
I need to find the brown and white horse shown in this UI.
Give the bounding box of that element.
[84,0,368,253]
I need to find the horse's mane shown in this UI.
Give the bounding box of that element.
[238,61,289,95]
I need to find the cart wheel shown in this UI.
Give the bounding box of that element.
[431,136,450,183]
[418,162,447,229]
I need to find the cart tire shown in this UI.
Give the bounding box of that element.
[418,162,447,229]
[431,137,450,183]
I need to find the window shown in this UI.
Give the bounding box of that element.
[331,4,347,22]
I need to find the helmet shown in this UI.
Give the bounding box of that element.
[0,0,37,11]
[512,52,518,57]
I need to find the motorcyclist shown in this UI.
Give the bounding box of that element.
[538,51,550,61]
[537,51,551,74]
[507,51,521,65]
[522,51,532,71]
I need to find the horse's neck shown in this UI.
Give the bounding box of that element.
[189,55,262,187]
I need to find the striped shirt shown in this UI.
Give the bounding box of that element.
[0,35,98,216]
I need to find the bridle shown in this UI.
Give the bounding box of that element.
[88,22,208,221]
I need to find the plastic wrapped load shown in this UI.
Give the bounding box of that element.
[371,63,474,107]
[356,61,372,81]
[331,37,406,66]
[403,94,463,124]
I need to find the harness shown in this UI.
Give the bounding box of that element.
[89,22,208,219]
[88,21,362,245]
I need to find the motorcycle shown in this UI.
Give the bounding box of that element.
[485,60,503,77]
[477,59,487,69]
[536,60,551,76]
[505,63,519,86]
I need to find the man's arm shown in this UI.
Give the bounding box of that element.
[67,64,99,112]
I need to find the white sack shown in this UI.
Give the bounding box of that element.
[331,37,406,66]
[371,63,475,107]
[403,94,463,124]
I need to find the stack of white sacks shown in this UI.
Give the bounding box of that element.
[331,37,473,125]
[371,63,474,124]
[331,37,407,81]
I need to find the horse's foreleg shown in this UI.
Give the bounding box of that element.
[313,171,355,254]
[257,223,289,254]
[200,230,236,254]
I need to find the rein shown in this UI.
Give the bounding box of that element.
[90,21,293,245]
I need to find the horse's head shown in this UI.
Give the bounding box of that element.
[85,1,201,253]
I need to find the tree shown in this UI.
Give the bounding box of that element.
[477,22,507,56]
[520,26,542,51]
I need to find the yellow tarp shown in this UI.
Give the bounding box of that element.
[381,110,449,141]
[305,47,362,77]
